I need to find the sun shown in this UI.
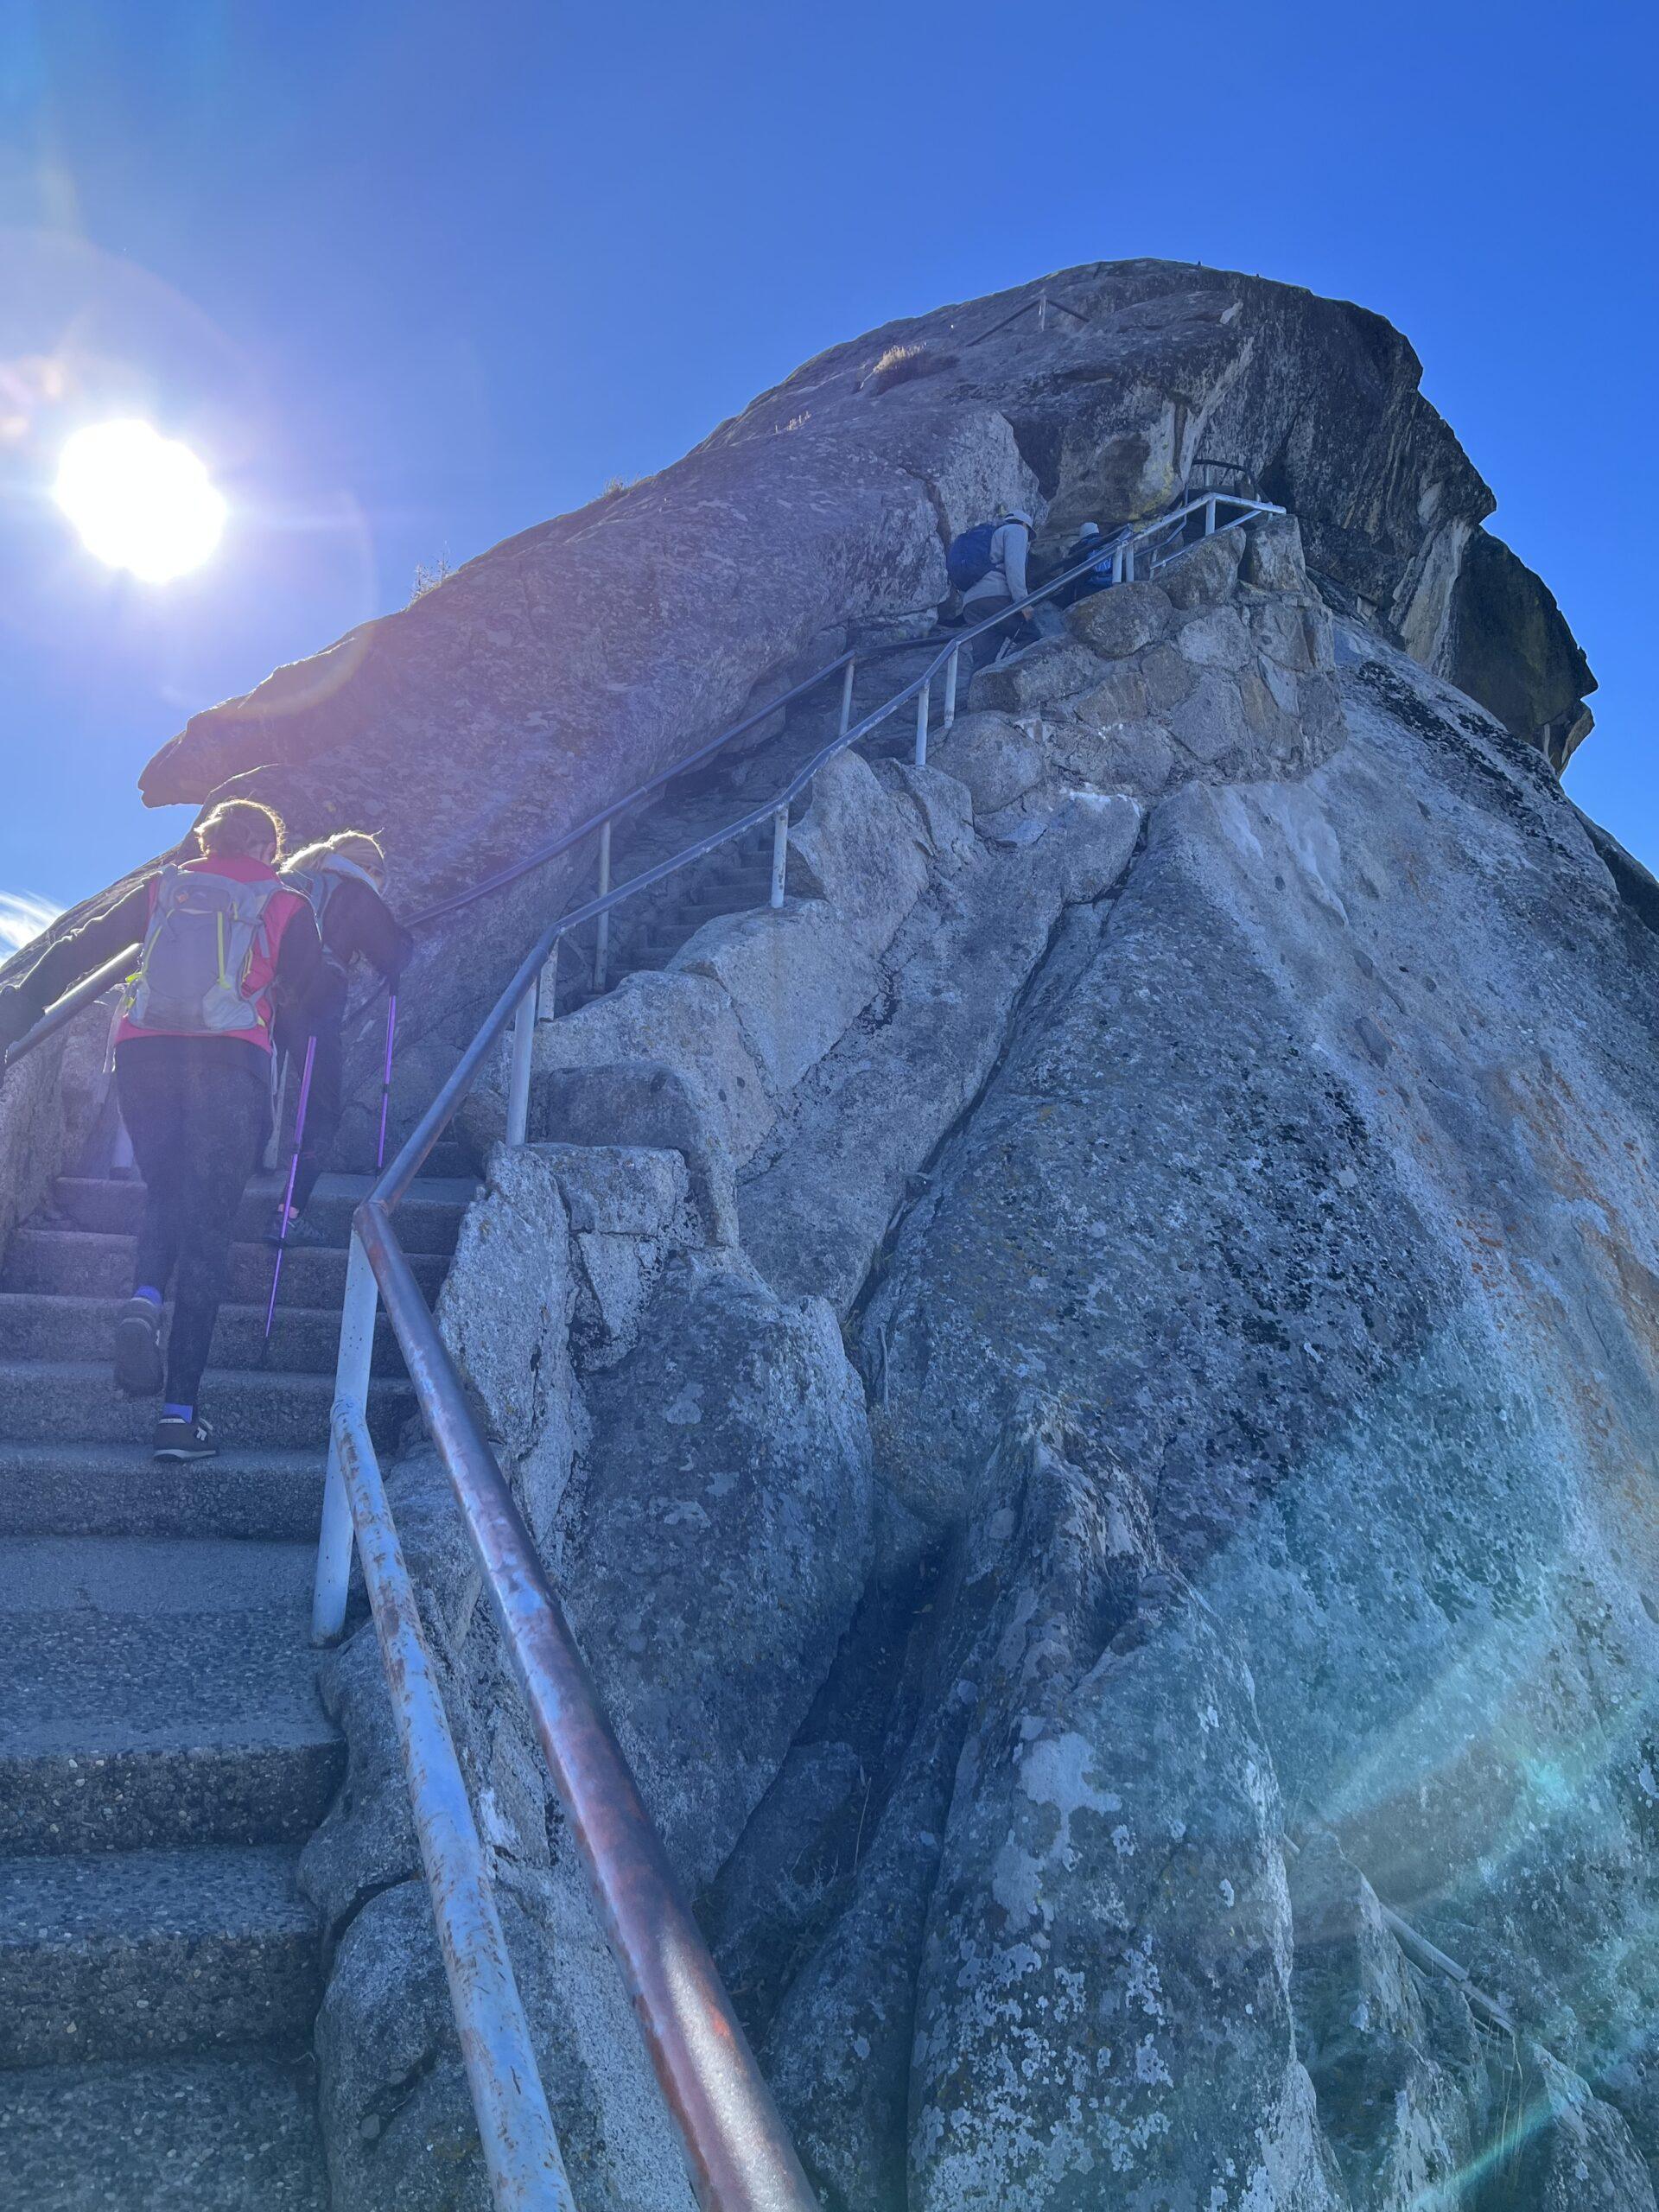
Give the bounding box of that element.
[54,419,227,584]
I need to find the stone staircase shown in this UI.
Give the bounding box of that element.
[0,1151,473,2208]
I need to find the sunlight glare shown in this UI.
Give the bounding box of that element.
[54,419,226,583]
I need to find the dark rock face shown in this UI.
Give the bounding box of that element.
[1444,528,1595,769]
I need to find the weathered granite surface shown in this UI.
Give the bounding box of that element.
[836,630,1658,2201]
[302,509,1653,2209]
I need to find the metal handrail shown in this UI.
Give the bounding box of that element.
[334,1405,577,2208]
[408,485,1275,936]
[341,1209,820,2209]
[311,486,1284,2204]
[0,944,139,1075]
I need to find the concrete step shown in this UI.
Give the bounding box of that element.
[2,1230,448,1306]
[0,1843,319,2064]
[409,1138,474,1181]
[0,1440,326,1542]
[54,1174,474,1256]
[0,1294,406,1379]
[0,2051,327,2210]
[0,1538,339,1853]
[0,1361,414,1453]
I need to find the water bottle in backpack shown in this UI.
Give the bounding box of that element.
[124,866,279,1034]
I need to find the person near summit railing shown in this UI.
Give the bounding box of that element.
[1055,518,1115,604]
[267,830,412,1247]
[0,798,320,1462]
[944,503,1041,671]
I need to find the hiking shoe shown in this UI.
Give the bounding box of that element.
[113,1297,164,1398]
[153,1412,217,1462]
[264,1205,328,1248]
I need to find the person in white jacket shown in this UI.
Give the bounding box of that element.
[960,506,1038,671]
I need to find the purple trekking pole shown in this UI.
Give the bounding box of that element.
[264,1033,317,1344]
[376,992,397,1172]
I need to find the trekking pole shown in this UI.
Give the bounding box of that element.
[264,1033,317,1345]
[376,993,397,1172]
[264,1052,289,1173]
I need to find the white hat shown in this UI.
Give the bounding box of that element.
[1000,506,1034,529]
[1076,521,1102,539]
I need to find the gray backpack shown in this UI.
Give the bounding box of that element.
[124,865,279,1034]
[281,853,379,982]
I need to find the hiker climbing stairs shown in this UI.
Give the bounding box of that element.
[0,1153,474,2207]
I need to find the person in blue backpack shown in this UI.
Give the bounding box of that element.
[944,505,1039,672]
[1058,519,1116,604]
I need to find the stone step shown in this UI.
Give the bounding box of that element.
[0,1843,319,2065]
[677,893,765,925]
[0,1361,414,1453]
[53,1174,474,1255]
[0,1294,406,1378]
[0,1537,339,1854]
[0,1440,326,1542]
[0,2051,327,2210]
[1,1230,448,1307]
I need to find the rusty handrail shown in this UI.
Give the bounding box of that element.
[353,1199,819,2209]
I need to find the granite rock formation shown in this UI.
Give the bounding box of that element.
[299,508,1651,2209]
[0,267,1643,2212]
[29,257,1583,1143]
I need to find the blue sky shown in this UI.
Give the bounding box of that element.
[1,0,1652,939]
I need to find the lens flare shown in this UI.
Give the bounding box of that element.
[53,418,226,582]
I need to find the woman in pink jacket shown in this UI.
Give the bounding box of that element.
[0,799,320,1460]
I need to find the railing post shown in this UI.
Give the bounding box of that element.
[942,645,959,731]
[770,807,788,909]
[838,658,855,737]
[1111,541,1126,586]
[313,1232,378,1643]
[1123,538,1135,583]
[337,1408,578,2209]
[1204,495,1217,537]
[914,677,931,768]
[593,820,613,995]
[505,982,537,1147]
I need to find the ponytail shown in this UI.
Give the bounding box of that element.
[195,798,286,861]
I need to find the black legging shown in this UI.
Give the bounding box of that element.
[275,984,345,1217]
[116,1036,270,1406]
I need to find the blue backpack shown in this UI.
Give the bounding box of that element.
[946,522,997,592]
